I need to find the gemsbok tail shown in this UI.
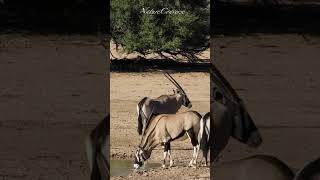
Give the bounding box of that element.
[137,97,148,135]
[199,112,210,152]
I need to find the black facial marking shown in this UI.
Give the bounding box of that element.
[134,150,144,167]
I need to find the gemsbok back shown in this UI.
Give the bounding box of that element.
[137,72,192,136]
[133,111,202,169]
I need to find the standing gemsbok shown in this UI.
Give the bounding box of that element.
[197,91,263,166]
[137,72,192,136]
[197,64,263,165]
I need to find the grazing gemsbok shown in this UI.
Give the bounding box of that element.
[211,155,294,180]
[294,157,320,180]
[202,64,263,163]
[85,115,109,180]
[133,111,202,169]
[137,72,192,136]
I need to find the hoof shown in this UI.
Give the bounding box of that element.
[133,164,140,169]
[192,163,197,168]
[169,161,174,167]
[162,164,166,168]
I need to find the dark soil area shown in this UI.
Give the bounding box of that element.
[0,34,107,180]
[213,3,320,34]
[110,59,211,72]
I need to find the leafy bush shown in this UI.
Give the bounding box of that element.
[111,0,210,59]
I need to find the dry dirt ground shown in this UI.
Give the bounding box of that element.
[0,34,107,180]
[110,72,210,179]
[212,34,320,173]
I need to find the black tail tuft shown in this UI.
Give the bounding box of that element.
[137,112,143,135]
[137,97,148,135]
[200,112,210,151]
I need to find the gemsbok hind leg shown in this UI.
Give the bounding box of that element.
[187,129,200,168]
[167,142,174,167]
[162,142,173,168]
[203,149,209,166]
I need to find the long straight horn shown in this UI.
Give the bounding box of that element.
[164,73,176,86]
[164,73,180,90]
[164,72,186,94]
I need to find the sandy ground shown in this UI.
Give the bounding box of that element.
[110,72,210,179]
[0,34,107,180]
[212,34,320,172]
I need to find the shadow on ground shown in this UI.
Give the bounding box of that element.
[111,59,211,73]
